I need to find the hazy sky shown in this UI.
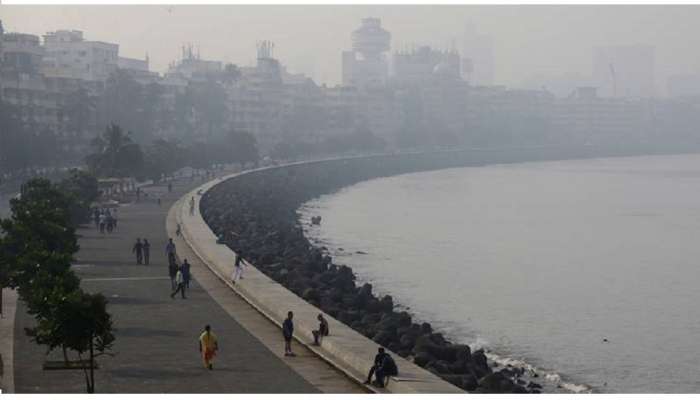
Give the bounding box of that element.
[2,5,699,92]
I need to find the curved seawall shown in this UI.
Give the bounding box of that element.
[194,146,616,393]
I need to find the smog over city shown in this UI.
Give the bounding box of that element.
[2,2,700,397]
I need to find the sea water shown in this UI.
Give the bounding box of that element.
[300,154,700,393]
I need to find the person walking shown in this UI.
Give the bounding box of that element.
[132,238,144,264]
[168,261,178,290]
[231,251,246,284]
[199,325,218,370]
[181,258,191,289]
[189,196,195,215]
[143,239,151,265]
[112,208,118,229]
[283,311,295,357]
[171,266,186,299]
[93,208,100,228]
[99,212,106,234]
[165,238,177,266]
[106,210,114,233]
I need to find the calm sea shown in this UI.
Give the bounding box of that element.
[300,153,700,393]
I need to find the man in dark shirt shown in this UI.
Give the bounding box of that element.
[283,311,295,357]
[168,261,178,290]
[364,347,398,387]
[132,238,144,264]
[181,259,191,288]
[312,313,329,345]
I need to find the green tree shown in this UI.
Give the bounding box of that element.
[28,290,114,393]
[58,169,99,225]
[86,124,144,178]
[0,178,79,291]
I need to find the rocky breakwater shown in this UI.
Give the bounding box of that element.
[201,154,543,393]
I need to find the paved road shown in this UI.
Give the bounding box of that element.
[12,177,322,393]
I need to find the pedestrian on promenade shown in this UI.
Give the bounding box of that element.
[106,211,114,233]
[181,258,191,288]
[231,251,246,284]
[143,239,151,265]
[176,223,182,237]
[93,208,100,228]
[189,196,195,215]
[283,311,295,357]
[136,187,141,202]
[171,266,186,299]
[168,261,178,290]
[132,238,144,264]
[364,347,398,388]
[166,238,177,266]
[99,212,106,234]
[112,208,118,229]
[199,325,218,370]
[312,313,329,346]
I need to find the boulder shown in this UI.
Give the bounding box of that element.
[373,330,393,346]
[413,351,434,367]
[302,288,320,302]
[438,374,463,388]
[461,372,479,391]
[379,295,394,313]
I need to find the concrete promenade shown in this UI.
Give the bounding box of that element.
[177,166,464,394]
[10,174,361,393]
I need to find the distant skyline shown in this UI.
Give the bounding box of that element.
[2,5,700,95]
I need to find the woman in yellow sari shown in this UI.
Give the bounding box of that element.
[199,325,218,370]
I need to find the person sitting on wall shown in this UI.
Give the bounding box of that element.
[364,347,398,388]
[312,313,329,345]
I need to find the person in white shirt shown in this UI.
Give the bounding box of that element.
[231,251,247,284]
[170,266,186,299]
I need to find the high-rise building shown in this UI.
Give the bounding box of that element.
[41,30,119,82]
[341,18,391,89]
[592,45,655,99]
[462,22,494,85]
[1,32,44,74]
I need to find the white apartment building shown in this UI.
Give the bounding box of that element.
[41,30,119,82]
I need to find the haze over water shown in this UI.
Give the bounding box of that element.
[301,153,700,393]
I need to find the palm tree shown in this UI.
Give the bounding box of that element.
[86,123,143,178]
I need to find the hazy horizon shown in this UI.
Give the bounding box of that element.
[2,5,700,94]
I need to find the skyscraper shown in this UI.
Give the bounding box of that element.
[341,18,391,89]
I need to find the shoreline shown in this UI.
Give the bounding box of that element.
[199,146,617,393]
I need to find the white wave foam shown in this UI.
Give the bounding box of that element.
[483,347,592,393]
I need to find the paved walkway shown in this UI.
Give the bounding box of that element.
[12,176,362,393]
[0,288,17,393]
